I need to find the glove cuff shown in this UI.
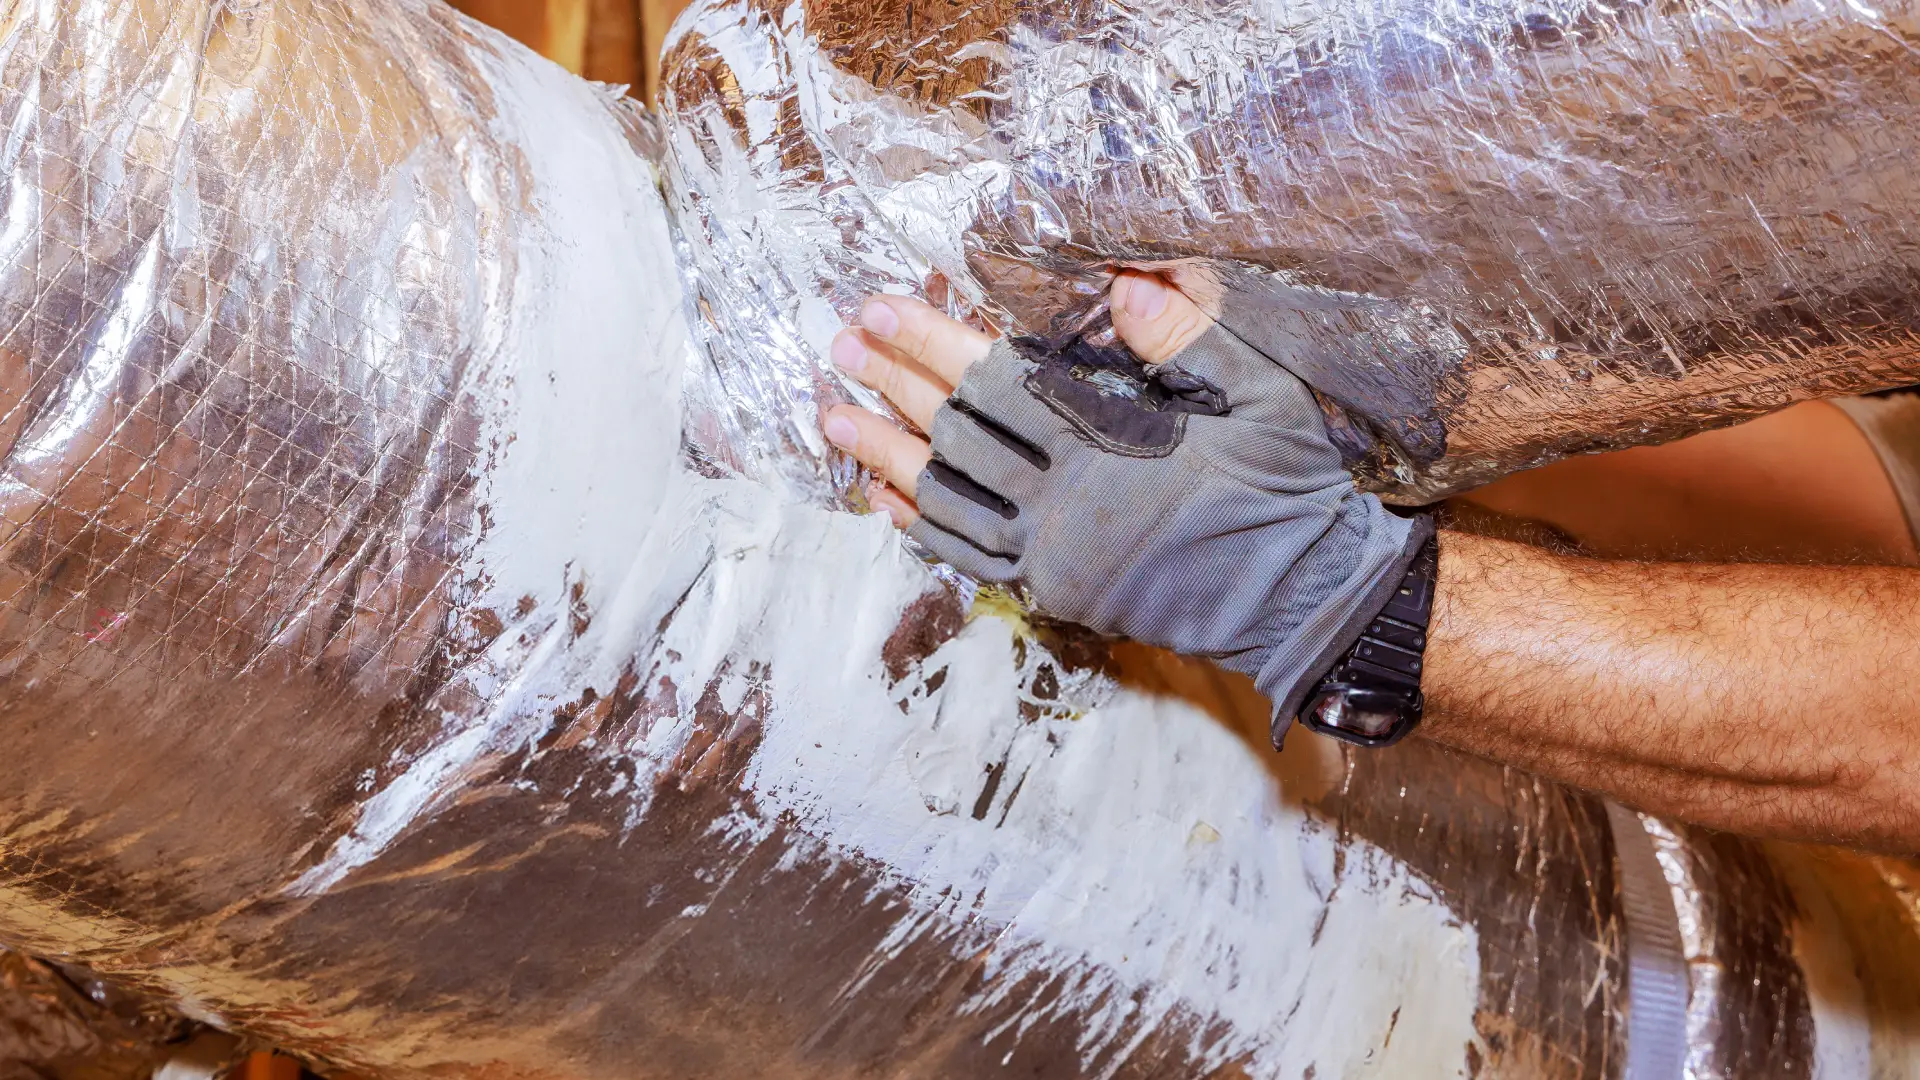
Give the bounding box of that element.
[1255,510,1437,745]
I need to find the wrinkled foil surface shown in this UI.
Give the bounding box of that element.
[0,949,206,1080]
[663,0,1920,503]
[0,1,1908,1080]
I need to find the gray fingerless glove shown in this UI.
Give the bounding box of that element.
[906,326,1435,733]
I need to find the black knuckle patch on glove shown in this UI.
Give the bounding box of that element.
[927,458,1019,520]
[949,398,1050,470]
[1011,336,1227,458]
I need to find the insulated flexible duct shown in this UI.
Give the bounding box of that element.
[663,0,1920,503]
[0,1,1914,1079]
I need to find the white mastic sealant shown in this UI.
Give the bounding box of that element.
[629,475,1482,1077]
[290,29,687,897]
[294,20,1483,1077]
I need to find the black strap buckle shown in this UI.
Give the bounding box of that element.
[1296,534,1438,749]
[1300,683,1424,748]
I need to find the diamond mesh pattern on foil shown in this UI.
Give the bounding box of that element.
[0,2,1893,1079]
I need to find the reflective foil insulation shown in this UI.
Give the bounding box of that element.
[663,0,1920,502]
[0,949,209,1080]
[0,2,1915,1080]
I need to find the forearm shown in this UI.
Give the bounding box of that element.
[1422,531,1920,852]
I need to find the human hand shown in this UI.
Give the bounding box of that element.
[823,272,1431,724]
[822,271,1216,527]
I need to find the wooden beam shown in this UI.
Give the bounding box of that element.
[447,0,646,92]
[544,0,592,74]
[583,0,645,91]
[639,0,691,101]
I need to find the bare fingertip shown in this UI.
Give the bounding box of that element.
[859,298,901,339]
[1116,272,1170,321]
[830,331,868,375]
[824,412,859,451]
[865,480,916,529]
[867,485,897,525]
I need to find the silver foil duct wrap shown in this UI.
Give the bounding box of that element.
[0,1,1912,1080]
[662,0,1920,503]
[0,949,211,1080]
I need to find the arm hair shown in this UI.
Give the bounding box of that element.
[1424,530,1920,853]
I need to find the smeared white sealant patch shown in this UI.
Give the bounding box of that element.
[627,477,1482,1077]
[290,32,686,897]
[290,17,1482,1076]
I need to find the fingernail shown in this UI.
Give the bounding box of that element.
[831,332,868,374]
[859,299,901,339]
[1120,274,1169,321]
[824,413,859,450]
[866,481,902,526]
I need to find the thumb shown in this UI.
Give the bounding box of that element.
[1110,271,1214,364]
